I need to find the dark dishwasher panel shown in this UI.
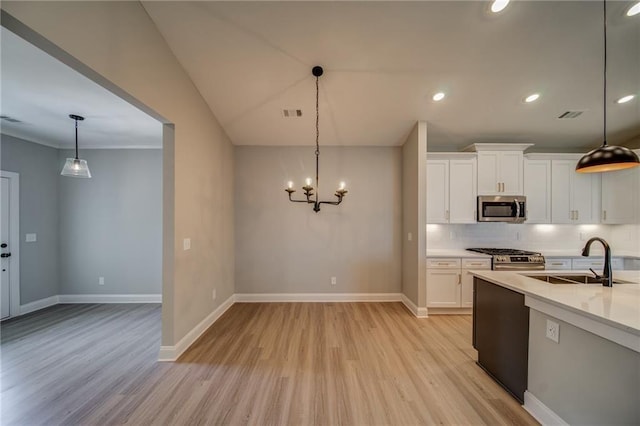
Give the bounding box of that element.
[473,277,529,403]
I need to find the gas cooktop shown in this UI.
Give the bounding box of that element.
[466,248,542,256]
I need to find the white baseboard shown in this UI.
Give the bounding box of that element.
[427,307,472,315]
[524,391,568,426]
[19,295,60,316]
[401,294,428,318]
[58,294,162,304]
[158,294,235,362]
[234,292,402,303]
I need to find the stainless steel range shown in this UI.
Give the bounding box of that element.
[467,248,545,271]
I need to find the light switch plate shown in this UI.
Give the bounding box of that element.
[183,238,191,250]
[25,233,37,242]
[407,232,412,241]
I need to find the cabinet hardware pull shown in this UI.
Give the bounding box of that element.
[458,274,462,284]
[551,262,563,265]
[603,210,607,221]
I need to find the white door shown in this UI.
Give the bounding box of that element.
[1,177,11,319]
[477,152,500,194]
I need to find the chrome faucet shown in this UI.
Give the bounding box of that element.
[581,237,612,287]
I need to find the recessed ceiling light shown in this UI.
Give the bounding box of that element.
[616,94,636,104]
[491,0,510,13]
[626,2,640,17]
[524,93,540,103]
[432,92,445,101]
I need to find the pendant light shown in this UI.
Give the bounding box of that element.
[285,66,348,212]
[576,0,640,173]
[61,114,92,178]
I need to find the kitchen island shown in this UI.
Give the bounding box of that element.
[470,270,640,425]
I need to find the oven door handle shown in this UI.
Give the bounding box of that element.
[494,263,545,271]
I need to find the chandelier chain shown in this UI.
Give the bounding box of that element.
[315,75,320,200]
[603,0,607,145]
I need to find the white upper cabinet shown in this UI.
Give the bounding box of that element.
[426,159,449,223]
[427,154,477,224]
[449,158,477,223]
[601,166,640,224]
[467,144,530,195]
[523,158,551,223]
[551,159,600,224]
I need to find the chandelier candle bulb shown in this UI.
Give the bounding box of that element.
[305,177,312,186]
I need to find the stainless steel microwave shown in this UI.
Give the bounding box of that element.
[477,196,527,223]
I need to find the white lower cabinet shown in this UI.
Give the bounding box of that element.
[545,258,572,270]
[572,257,624,271]
[426,257,491,308]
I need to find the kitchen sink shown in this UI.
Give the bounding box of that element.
[523,274,634,285]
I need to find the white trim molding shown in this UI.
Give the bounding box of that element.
[19,295,59,316]
[58,294,162,304]
[1,170,21,319]
[401,294,428,318]
[158,294,235,362]
[524,391,568,426]
[427,307,472,315]
[234,293,402,303]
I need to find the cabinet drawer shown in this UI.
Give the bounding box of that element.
[545,258,572,270]
[462,259,491,269]
[572,258,624,270]
[426,258,461,269]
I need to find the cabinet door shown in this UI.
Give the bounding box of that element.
[551,160,574,224]
[426,269,461,308]
[499,151,524,195]
[524,159,551,223]
[572,172,600,224]
[601,167,639,224]
[449,158,477,223]
[477,152,500,195]
[426,160,449,223]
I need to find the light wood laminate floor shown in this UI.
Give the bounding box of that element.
[1,302,537,425]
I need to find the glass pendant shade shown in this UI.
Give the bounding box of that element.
[61,158,92,178]
[576,145,640,173]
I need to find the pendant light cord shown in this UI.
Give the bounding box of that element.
[74,117,79,159]
[315,74,320,203]
[603,0,608,146]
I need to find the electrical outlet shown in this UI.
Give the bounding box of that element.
[407,232,412,241]
[516,231,521,241]
[25,233,37,242]
[212,289,217,301]
[449,231,456,240]
[546,319,559,343]
[183,238,191,250]
[331,276,337,285]
[98,277,105,286]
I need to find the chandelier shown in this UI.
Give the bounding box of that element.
[285,66,348,212]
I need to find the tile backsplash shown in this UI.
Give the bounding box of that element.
[427,223,639,256]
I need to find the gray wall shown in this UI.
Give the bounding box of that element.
[1,134,60,304]
[528,309,640,424]
[58,148,162,295]
[235,146,402,294]
[1,134,162,303]
[401,122,427,308]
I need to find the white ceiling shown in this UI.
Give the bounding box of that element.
[0,2,638,153]
[142,0,640,152]
[0,27,162,149]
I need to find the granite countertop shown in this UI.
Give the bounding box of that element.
[426,249,492,258]
[469,269,640,351]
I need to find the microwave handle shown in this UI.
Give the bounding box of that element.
[514,198,520,218]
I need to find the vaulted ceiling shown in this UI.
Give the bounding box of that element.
[1,1,639,152]
[141,1,640,151]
